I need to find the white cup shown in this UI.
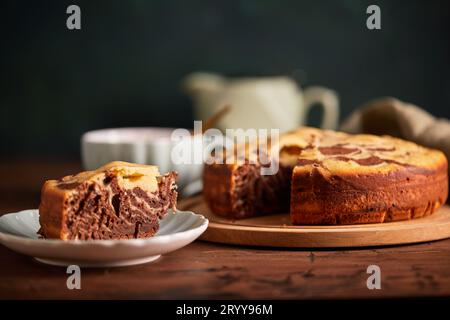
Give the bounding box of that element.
[81,128,203,195]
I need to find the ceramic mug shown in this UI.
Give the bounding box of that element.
[183,72,339,132]
[81,128,204,195]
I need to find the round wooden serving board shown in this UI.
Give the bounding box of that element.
[179,195,450,248]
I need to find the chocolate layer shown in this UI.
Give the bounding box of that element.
[203,162,291,219]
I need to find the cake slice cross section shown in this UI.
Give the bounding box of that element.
[38,161,177,240]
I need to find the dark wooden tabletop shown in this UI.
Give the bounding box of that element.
[1,159,450,299]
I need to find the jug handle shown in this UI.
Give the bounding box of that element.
[302,87,339,130]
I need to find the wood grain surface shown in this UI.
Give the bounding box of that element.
[179,196,450,248]
[1,159,450,299]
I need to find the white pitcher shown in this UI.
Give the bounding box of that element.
[183,72,339,132]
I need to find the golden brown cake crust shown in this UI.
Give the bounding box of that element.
[203,164,235,217]
[290,161,448,225]
[203,127,448,225]
[39,181,69,239]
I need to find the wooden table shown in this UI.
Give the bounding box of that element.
[1,159,450,299]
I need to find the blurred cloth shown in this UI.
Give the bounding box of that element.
[340,97,450,161]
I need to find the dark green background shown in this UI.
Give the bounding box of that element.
[1,0,449,156]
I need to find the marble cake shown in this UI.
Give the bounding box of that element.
[39,161,177,240]
[203,127,448,225]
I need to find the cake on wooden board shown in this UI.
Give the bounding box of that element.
[203,127,448,225]
[39,161,177,240]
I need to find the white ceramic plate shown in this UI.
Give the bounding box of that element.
[0,210,208,267]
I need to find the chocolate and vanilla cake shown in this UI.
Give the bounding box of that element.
[203,127,448,225]
[39,161,177,240]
